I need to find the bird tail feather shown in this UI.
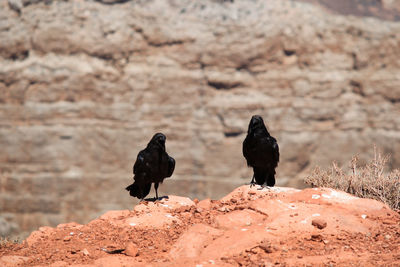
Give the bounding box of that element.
[254,169,267,185]
[254,168,275,187]
[266,172,275,187]
[125,182,151,199]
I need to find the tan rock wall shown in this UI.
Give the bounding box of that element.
[1,0,400,238]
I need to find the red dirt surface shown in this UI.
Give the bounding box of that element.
[1,186,399,266]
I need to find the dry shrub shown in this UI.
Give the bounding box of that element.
[304,147,400,210]
[0,237,20,247]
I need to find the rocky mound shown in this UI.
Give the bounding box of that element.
[1,186,399,266]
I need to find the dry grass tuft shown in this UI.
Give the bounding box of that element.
[0,237,20,247]
[304,147,400,210]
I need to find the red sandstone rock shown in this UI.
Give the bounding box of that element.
[197,198,212,210]
[99,210,131,221]
[0,255,30,266]
[56,222,82,229]
[312,218,327,229]
[124,242,138,257]
[133,196,195,214]
[49,261,68,267]
[1,186,399,266]
[169,224,222,258]
[125,211,182,230]
[214,209,265,229]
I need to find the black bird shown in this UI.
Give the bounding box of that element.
[126,133,175,200]
[242,115,279,187]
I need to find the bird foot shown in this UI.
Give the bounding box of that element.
[249,182,257,188]
[257,185,271,191]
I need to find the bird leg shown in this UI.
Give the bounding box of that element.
[249,175,256,187]
[154,183,159,200]
[140,187,145,202]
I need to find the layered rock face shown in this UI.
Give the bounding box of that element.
[1,0,400,237]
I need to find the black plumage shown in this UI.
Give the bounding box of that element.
[242,115,279,187]
[126,133,175,200]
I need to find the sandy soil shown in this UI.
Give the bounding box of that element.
[1,185,399,266]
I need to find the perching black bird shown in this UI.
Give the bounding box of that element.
[242,115,279,187]
[126,133,175,200]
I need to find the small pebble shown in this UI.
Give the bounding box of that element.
[125,242,139,257]
[82,248,90,256]
[219,207,228,212]
[312,218,327,229]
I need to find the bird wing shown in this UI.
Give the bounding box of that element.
[133,150,147,175]
[242,137,252,166]
[258,136,279,168]
[244,134,279,168]
[167,156,175,177]
[271,138,280,163]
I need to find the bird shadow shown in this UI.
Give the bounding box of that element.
[143,195,169,202]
